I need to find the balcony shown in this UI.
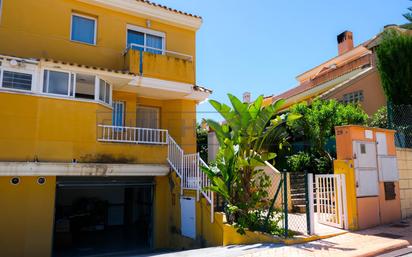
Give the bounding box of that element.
[311,54,372,87]
[124,44,195,84]
[98,125,168,145]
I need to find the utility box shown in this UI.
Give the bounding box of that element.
[334,125,401,230]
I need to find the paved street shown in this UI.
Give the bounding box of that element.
[106,220,412,257]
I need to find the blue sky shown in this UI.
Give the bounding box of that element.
[154,0,410,121]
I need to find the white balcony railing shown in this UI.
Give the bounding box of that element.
[98,125,168,145]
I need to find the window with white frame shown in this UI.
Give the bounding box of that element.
[127,25,164,54]
[42,69,111,105]
[342,90,364,104]
[99,79,111,104]
[1,70,33,91]
[71,14,97,45]
[43,70,73,96]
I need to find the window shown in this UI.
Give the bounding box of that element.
[112,101,125,127]
[137,106,159,129]
[75,73,95,100]
[43,70,72,96]
[71,14,96,45]
[127,26,164,54]
[42,69,112,105]
[1,70,32,91]
[342,90,364,104]
[99,79,111,104]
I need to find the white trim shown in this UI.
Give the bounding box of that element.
[0,87,113,109]
[77,0,202,31]
[127,24,165,38]
[0,162,169,176]
[70,13,97,46]
[130,76,193,93]
[130,76,210,101]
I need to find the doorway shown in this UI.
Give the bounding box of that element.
[53,177,154,257]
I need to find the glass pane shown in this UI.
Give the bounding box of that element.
[146,34,163,54]
[105,83,110,104]
[44,70,69,95]
[112,101,124,127]
[127,30,144,51]
[75,73,95,100]
[70,74,75,96]
[99,79,105,102]
[71,15,96,44]
[2,71,32,90]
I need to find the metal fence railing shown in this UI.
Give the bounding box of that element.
[388,103,412,148]
[263,168,313,237]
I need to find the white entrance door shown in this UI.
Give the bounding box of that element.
[315,174,348,229]
[180,197,196,239]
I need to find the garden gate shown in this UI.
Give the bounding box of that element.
[315,174,348,229]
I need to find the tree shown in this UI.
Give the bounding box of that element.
[202,94,299,235]
[368,106,388,129]
[196,122,208,161]
[288,99,368,173]
[403,1,412,23]
[376,30,412,105]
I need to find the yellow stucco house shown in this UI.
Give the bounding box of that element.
[0,0,217,256]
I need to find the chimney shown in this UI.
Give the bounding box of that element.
[243,92,251,103]
[337,31,354,55]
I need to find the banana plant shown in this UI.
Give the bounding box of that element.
[202,94,300,229]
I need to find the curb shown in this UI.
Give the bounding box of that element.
[354,240,410,257]
[282,231,348,245]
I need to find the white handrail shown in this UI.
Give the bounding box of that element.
[98,125,168,145]
[199,156,214,223]
[126,43,193,61]
[167,135,184,178]
[166,134,214,223]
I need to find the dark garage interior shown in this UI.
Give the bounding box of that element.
[53,177,154,257]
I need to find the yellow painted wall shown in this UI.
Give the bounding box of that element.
[0,0,196,82]
[0,176,56,257]
[334,160,358,230]
[141,52,195,84]
[0,91,198,163]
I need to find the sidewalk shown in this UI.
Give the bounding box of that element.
[129,219,412,257]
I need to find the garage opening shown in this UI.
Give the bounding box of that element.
[53,177,154,257]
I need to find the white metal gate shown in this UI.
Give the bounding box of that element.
[315,174,348,229]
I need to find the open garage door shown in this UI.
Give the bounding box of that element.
[53,177,154,257]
